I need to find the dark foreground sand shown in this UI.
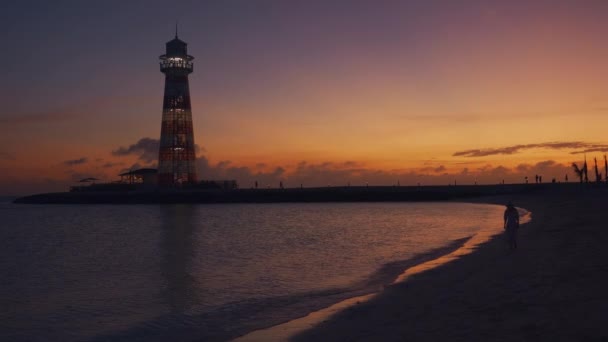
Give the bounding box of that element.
[288,186,608,341]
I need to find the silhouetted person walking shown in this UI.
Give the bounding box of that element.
[504,202,520,250]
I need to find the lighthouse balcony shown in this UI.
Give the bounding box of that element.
[160,59,193,73]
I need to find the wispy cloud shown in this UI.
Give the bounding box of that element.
[63,157,88,166]
[453,141,608,157]
[101,162,125,168]
[570,147,608,155]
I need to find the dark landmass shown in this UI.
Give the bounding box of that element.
[0,196,17,203]
[11,183,580,204]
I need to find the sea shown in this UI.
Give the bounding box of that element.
[0,200,505,341]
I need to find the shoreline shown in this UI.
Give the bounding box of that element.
[233,203,525,342]
[291,188,608,341]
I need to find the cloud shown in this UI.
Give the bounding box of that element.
[453,141,608,157]
[63,157,88,166]
[419,165,447,173]
[570,147,608,155]
[193,157,584,188]
[341,160,364,168]
[112,137,203,164]
[435,165,447,173]
[112,138,160,163]
[2,156,585,196]
[535,160,556,169]
[102,162,124,168]
[195,156,285,187]
[103,138,589,190]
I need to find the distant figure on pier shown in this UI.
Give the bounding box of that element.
[565,174,568,182]
[535,174,538,183]
[539,175,542,183]
[255,181,258,189]
[504,202,520,250]
[279,181,284,189]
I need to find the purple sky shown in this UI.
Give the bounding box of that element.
[2,1,608,195]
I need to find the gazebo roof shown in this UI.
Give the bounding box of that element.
[118,168,158,177]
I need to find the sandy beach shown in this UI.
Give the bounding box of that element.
[275,185,608,341]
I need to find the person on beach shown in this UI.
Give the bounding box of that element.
[504,202,520,250]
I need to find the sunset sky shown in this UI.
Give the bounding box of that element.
[2,1,608,195]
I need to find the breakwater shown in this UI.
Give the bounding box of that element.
[13,183,549,204]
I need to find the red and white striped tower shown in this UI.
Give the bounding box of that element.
[157,30,197,186]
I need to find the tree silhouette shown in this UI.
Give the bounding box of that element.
[604,155,607,184]
[572,163,584,184]
[595,157,601,183]
[583,156,589,183]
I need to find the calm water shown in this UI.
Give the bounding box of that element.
[0,201,505,341]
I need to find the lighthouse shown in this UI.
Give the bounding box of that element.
[157,30,197,186]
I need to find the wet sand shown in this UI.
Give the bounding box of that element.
[286,187,608,341]
[286,186,608,341]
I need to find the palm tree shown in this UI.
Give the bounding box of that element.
[595,157,601,183]
[572,163,584,184]
[583,155,589,183]
[604,154,608,183]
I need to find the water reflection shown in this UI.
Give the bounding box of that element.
[159,205,198,313]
